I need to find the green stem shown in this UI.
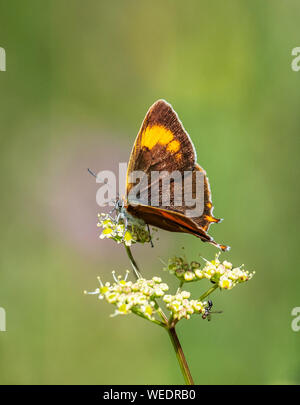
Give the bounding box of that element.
[152,299,169,325]
[133,310,165,328]
[199,283,218,301]
[125,244,193,384]
[157,307,169,325]
[124,245,142,280]
[167,326,194,385]
[176,280,184,294]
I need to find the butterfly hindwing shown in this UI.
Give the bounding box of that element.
[126,204,212,243]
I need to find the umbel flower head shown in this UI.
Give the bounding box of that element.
[164,253,255,290]
[89,212,255,327]
[85,271,209,323]
[163,291,206,321]
[85,271,168,320]
[97,213,151,246]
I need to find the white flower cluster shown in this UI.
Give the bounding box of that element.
[163,291,206,320]
[97,214,134,246]
[164,254,254,290]
[97,214,151,246]
[85,272,169,321]
[86,255,255,324]
[198,254,255,290]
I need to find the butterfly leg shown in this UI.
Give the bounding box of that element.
[107,207,117,222]
[121,215,128,242]
[147,224,154,248]
[115,211,122,225]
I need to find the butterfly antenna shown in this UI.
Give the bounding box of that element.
[87,168,97,178]
[87,169,116,197]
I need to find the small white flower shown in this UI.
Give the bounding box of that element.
[184,271,196,281]
[100,227,114,239]
[159,283,169,291]
[153,287,164,297]
[123,231,134,246]
[223,260,233,270]
[195,269,204,279]
[219,276,233,290]
[181,291,191,299]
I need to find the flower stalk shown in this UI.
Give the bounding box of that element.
[167,326,194,385]
[199,283,218,301]
[86,213,255,384]
[125,244,142,280]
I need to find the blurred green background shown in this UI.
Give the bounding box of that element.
[0,0,299,385]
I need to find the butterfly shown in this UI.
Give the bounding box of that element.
[118,100,229,251]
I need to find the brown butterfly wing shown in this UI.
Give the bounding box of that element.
[187,164,221,232]
[126,203,228,251]
[126,100,228,250]
[126,99,195,196]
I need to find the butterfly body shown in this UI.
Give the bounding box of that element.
[121,100,229,251]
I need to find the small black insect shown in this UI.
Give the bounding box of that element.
[202,300,213,320]
[202,300,223,321]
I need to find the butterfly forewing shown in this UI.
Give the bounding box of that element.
[125,100,228,251]
[126,100,195,194]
